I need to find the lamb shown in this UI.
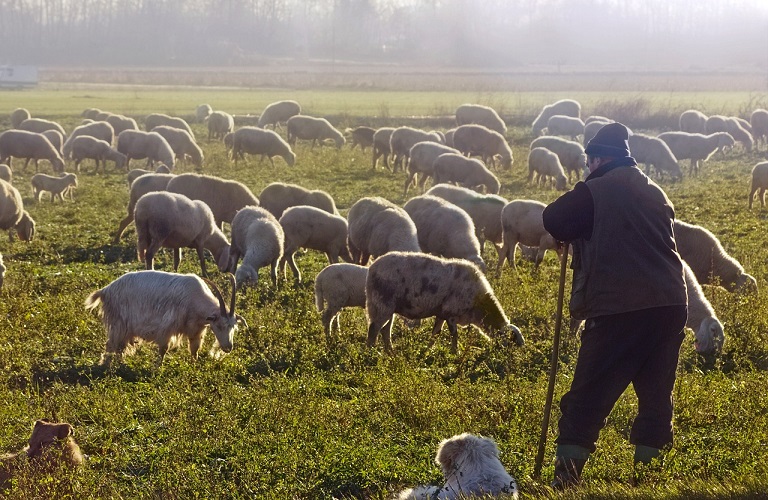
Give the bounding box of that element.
[432,153,501,194]
[403,194,485,271]
[116,130,176,170]
[0,130,65,173]
[259,182,337,219]
[749,161,768,209]
[230,127,296,167]
[126,165,172,185]
[207,111,234,141]
[62,121,115,159]
[10,108,30,129]
[70,136,128,173]
[113,173,175,243]
[679,109,708,134]
[530,136,587,182]
[657,131,735,176]
[532,99,581,136]
[150,125,204,170]
[314,263,368,342]
[31,173,78,203]
[452,124,513,170]
[674,219,757,293]
[390,127,444,173]
[42,130,64,156]
[404,141,460,196]
[365,252,524,352]
[85,270,242,364]
[0,164,10,183]
[166,172,260,229]
[455,104,507,134]
[345,126,376,151]
[346,196,421,265]
[18,118,67,138]
[286,115,345,149]
[496,199,558,275]
[105,114,139,137]
[682,260,725,354]
[257,100,301,130]
[0,179,35,242]
[627,133,682,181]
[227,206,284,287]
[750,109,768,150]
[144,113,195,139]
[372,127,396,170]
[528,147,568,190]
[196,104,213,123]
[278,205,352,283]
[134,191,230,276]
[545,115,584,140]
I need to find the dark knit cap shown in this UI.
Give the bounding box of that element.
[585,122,631,158]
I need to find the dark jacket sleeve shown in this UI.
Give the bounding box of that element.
[542,181,595,242]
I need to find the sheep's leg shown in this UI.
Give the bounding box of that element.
[172,248,182,272]
[366,318,386,347]
[496,240,510,277]
[749,187,757,209]
[427,318,445,349]
[143,235,166,270]
[195,246,208,277]
[372,149,380,170]
[403,172,416,197]
[447,319,459,353]
[761,188,766,208]
[380,317,395,353]
[285,251,301,284]
[157,343,169,365]
[270,261,278,286]
[322,308,338,342]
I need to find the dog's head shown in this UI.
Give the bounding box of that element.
[25,419,74,459]
[435,433,501,477]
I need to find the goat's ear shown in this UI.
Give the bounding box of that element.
[236,314,248,329]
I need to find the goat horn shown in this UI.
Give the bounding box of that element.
[202,277,227,315]
[228,273,237,315]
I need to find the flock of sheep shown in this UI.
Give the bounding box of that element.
[0,98,762,366]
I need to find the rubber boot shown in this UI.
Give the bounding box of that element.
[551,445,590,490]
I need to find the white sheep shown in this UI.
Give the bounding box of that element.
[85,270,242,364]
[725,117,754,152]
[286,115,345,149]
[679,109,708,134]
[346,126,376,151]
[371,127,396,170]
[584,115,611,125]
[657,131,735,176]
[144,113,194,138]
[278,205,353,284]
[150,125,204,170]
[628,133,682,181]
[389,127,444,173]
[528,147,567,191]
[62,121,115,159]
[749,109,768,150]
[207,111,234,141]
[0,179,35,242]
[18,118,66,138]
[314,263,368,342]
[113,173,176,243]
[42,130,64,156]
[749,161,768,209]
[196,104,213,123]
[497,199,557,275]
[10,108,30,129]
[0,164,11,183]
[403,194,485,271]
[81,107,102,119]
[455,104,507,134]
[228,206,284,287]
[258,182,337,219]
[71,136,128,173]
[134,191,230,276]
[432,153,500,194]
[452,124,513,170]
[682,260,725,354]
[257,100,301,130]
[31,172,78,203]
[545,115,584,140]
[674,219,757,293]
[116,130,176,170]
[231,126,296,167]
[346,196,421,265]
[404,141,459,196]
[166,172,260,229]
[532,99,581,136]
[126,165,172,185]
[105,114,139,137]
[0,130,65,173]
[365,251,524,352]
[530,136,587,182]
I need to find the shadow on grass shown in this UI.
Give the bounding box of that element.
[10,357,157,391]
[56,243,138,265]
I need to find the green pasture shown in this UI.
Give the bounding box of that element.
[0,88,767,498]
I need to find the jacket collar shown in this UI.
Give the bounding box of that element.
[586,156,638,181]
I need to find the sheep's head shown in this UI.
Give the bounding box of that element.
[734,272,758,294]
[555,175,568,191]
[235,264,258,287]
[285,151,296,167]
[694,317,725,354]
[52,157,65,173]
[203,274,245,354]
[500,323,525,347]
[16,211,35,242]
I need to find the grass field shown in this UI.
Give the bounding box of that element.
[0,85,767,498]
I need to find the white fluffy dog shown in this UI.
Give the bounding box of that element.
[398,433,519,499]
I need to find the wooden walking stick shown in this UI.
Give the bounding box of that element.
[533,241,570,480]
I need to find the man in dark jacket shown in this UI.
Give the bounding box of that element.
[542,122,688,488]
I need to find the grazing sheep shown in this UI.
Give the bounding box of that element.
[10,108,30,129]
[628,133,682,181]
[31,173,78,203]
[278,205,352,283]
[674,219,757,293]
[545,115,584,140]
[452,124,513,170]
[71,136,128,173]
[81,108,102,120]
[390,127,444,173]
[116,130,175,170]
[18,118,66,138]
[528,147,567,190]
[403,194,485,271]
[134,191,230,276]
[532,99,581,136]
[679,109,708,134]
[404,141,460,196]
[583,119,613,148]
[259,182,337,219]
[150,125,204,169]
[286,115,345,149]
[105,114,139,137]
[144,113,195,138]
[365,252,524,352]
[0,164,11,183]
[257,100,301,130]
[0,179,35,242]
[750,109,768,150]
[41,130,64,156]
[584,115,611,125]
[432,153,500,194]
[455,104,507,134]
[657,131,735,175]
[497,199,557,275]
[314,263,368,342]
[113,173,175,243]
[196,104,213,123]
[530,136,587,182]
[346,126,376,151]
[207,111,234,141]
[227,206,284,287]
[724,117,754,152]
[231,126,296,167]
[372,127,396,170]
[166,172,259,229]
[62,121,115,159]
[682,260,725,354]
[0,130,65,173]
[346,196,421,264]
[85,270,241,364]
[126,165,172,185]
[749,161,768,209]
